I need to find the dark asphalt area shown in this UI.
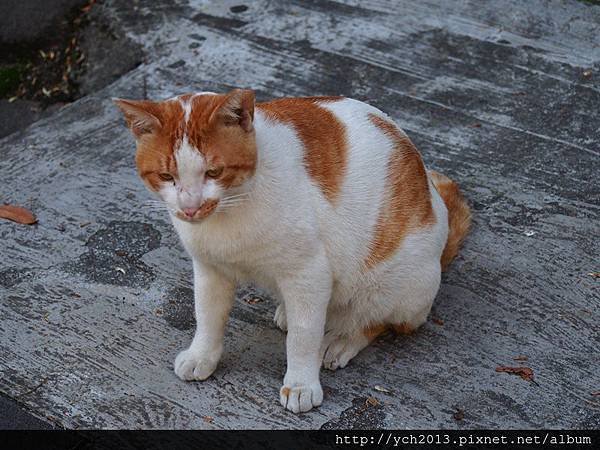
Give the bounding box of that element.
[0,394,54,429]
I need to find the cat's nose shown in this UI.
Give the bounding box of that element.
[183,207,199,218]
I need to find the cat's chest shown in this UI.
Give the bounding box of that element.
[173,215,269,267]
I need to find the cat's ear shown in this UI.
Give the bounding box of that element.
[211,89,255,132]
[113,98,162,138]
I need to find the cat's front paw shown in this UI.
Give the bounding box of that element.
[279,381,323,413]
[174,348,220,381]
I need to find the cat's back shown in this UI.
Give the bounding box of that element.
[254,96,444,279]
[255,95,404,205]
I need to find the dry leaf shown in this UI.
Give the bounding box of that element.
[0,204,37,225]
[365,396,380,407]
[202,415,214,423]
[244,297,263,305]
[453,408,464,421]
[513,355,528,361]
[374,385,391,394]
[432,317,444,326]
[496,366,534,381]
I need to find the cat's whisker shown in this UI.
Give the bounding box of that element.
[222,192,250,201]
[219,200,247,207]
[215,201,246,211]
[217,200,247,209]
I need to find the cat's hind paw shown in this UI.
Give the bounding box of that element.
[279,382,323,413]
[174,348,219,381]
[273,303,287,331]
[322,332,370,371]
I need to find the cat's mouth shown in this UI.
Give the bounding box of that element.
[175,199,219,222]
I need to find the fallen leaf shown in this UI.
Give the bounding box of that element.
[365,396,380,407]
[432,317,444,326]
[0,204,37,224]
[496,366,534,381]
[202,415,214,423]
[513,355,528,361]
[244,297,263,305]
[453,408,464,421]
[374,385,391,394]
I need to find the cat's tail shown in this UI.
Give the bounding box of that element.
[429,170,472,271]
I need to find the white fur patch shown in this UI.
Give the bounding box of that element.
[180,97,193,124]
[175,135,206,184]
[173,136,206,211]
[203,179,221,199]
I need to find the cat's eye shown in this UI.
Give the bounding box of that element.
[159,173,174,182]
[206,167,224,178]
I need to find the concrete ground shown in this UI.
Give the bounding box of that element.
[0,0,598,429]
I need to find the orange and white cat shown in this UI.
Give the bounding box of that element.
[115,89,471,413]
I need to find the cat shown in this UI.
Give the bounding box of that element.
[114,89,471,413]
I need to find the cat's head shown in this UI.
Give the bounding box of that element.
[114,89,257,222]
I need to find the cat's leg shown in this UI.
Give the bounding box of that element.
[278,249,331,413]
[386,260,440,337]
[174,259,235,381]
[273,303,287,331]
[322,260,440,371]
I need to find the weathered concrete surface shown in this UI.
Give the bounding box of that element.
[0,0,599,429]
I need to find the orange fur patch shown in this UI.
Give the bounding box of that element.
[363,322,416,341]
[363,324,388,341]
[429,170,472,271]
[115,90,257,192]
[365,114,434,268]
[258,97,347,202]
[186,92,257,189]
[391,322,414,335]
[129,99,186,192]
